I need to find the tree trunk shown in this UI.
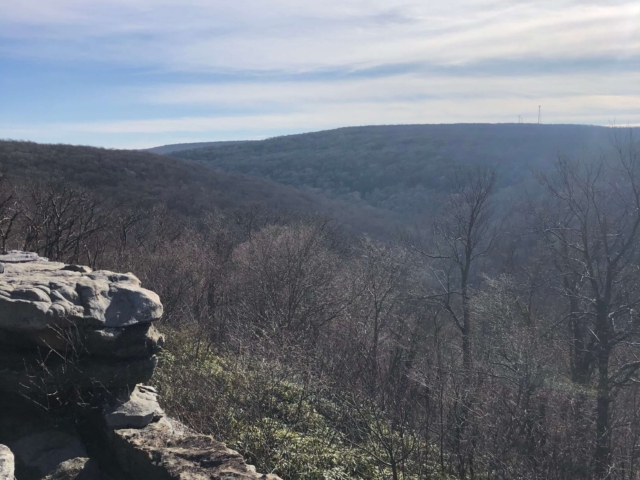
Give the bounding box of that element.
[594,307,611,479]
[461,280,471,375]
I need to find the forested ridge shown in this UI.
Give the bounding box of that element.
[164,124,635,218]
[1,126,640,479]
[0,140,402,236]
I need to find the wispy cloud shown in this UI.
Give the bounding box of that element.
[0,0,639,147]
[140,70,640,106]
[2,0,639,71]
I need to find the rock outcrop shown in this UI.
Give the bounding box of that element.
[104,417,280,480]
[0,252,281,480]
[0,251,163,399]
[103,385,164,429]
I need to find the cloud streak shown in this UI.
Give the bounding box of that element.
[0,0,639,147]
[2,0,639,71]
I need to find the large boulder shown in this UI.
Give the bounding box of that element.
[0,253,282,480]
[0,252,162,332]
[0,252,163,399]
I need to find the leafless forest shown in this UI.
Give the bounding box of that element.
[1,132,640,480]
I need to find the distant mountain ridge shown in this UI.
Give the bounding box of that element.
[160,123,635,218]
[146,140,251,155]
[2,124,634,240]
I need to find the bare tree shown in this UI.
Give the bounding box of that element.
[0,175,21,253]
[535,131,640,478]
[414,166,499,373]
[344,389,420,480]
[231,220,351,344]
[408,166,499,477]
[20,181,108,263]
[353,238,409,395]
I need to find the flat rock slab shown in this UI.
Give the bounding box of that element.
[107,417,282,480]
[0,251,42,264]
[0,251,163,332]
[104,385,164,429]
[0,444,14,480]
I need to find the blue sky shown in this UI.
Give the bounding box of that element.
[1,0,639,148]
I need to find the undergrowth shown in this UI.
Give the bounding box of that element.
[153,328,453,480]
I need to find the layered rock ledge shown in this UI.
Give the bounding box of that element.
[0,251,163,398]
[0,252,281,480]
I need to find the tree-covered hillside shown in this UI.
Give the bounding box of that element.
[0,140,402,236]
[147,140,242,155]
[167,124,632,217]
[1,129,640,479]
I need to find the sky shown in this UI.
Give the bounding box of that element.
[1,0,639,149]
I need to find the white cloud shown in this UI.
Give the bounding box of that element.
[4,91,638,140]
[1,1,638,72]
[139,71,640,108]
[1,0,639,147]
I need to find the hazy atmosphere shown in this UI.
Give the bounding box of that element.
[3,3,640,480]
[2,0,639,147]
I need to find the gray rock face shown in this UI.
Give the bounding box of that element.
[103,385,164,429]
[0,252,164,399]
[0,251,41,264]
[0,351,159,397]
[0,251,163,332]
[82,324,164,359]
[0,323,163,359]
[42,458,108,480]
[106,416,281,480]
[0,253,281,480]
[0,444,14,480]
